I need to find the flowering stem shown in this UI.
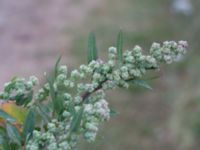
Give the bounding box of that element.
[81,66,157,103]
[81,79,107,103]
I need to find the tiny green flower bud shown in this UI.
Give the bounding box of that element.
[108,47,117,54]
[58,65,68,74]
[29,76,39,85]
[71,70,80,79]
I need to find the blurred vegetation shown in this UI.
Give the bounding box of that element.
[63,0,200,150]
[0,0,199,149]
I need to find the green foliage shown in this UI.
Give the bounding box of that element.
[87,32,98,63]
[70,107,84,133]
[109,107,118,117]
[35,103,51,123]
[47,76,64,116]
[116,30,123,64]
[54,55,62,78]
[22,109,35,140]
[0,32,188,150]
[131,79,152,90]
[0,109,16,123]
[0,126,7,144]
[0,76,37,106]
[6,122,21,146]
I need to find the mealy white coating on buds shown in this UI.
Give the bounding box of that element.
[108,47,117,60]
[58,65,68,74]
[94,99,110,121]
[56,74,67,84]
[0,76,40,101]
[71,69,81,80]
[150,40,188,64]
[108,47,117,54]
[64,93,72,101]
[82,98,110,142]
[74,96,83,104]
[29,76,39,85]
[26,121,78,150]
[1,40,187,150]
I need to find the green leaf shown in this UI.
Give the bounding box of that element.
[116,30,123,64]
[54,55,62,78]
[143,75,161,81]
[6,122,21,145]
[0,109,16,123]
[47,78,58,115]
[68,101,76,117]
[70,107,84,133]
[36,103,51,123]
[55,94,64,115]
[47,77,56,107]
[47,77,64,116]
[132,79,152,90]
[22,109,35,140]
[110,107,119,117]
[4,82,15,93]
[11,76,18,82]
[1,141,10,150]
[15,90,33,106]
[45,56,62,116]
[0,102,28,124]
[87,32,98,63]
[0,126,7,144]
[0,126,13,150]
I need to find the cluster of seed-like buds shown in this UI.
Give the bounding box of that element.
[26,119,78,150]
[0,76,38,101]
[150,41,188,64]
[34,83,50,101]
[83,98,110,142]
[2,40,188,150]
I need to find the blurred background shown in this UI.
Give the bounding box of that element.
[0,0,199,149]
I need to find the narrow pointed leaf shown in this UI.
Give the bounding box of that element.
[87,32,98,63]
[0,134,4,145]
[6,122,21,145]
[68,100,76,116]
[54,55,62,77]
[143,75,161,81]
[36,103,51,123]
[1,141,11,150]
[116,30,123,64]
[15,90,33,106]
[0,126,7,144]
[47,77,57,112]
[132,79,152,90]
[0,102,28,124]
[47,77,64,115]
[22,109,35,139]
[0,109,16,123]
[110,107,119,117]
[70,107,84,133]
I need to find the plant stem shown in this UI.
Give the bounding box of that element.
[81,66,157,103]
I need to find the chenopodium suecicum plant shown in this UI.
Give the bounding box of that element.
[0,31,188,150]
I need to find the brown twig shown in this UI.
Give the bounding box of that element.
[81,79,107,102]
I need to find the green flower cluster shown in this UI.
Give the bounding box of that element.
[0,40,188,150]
[0,76,38,105]
[26,120,78,150]
[83,98,110,142]
[150,41,188,64]
[26,40,187,149]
